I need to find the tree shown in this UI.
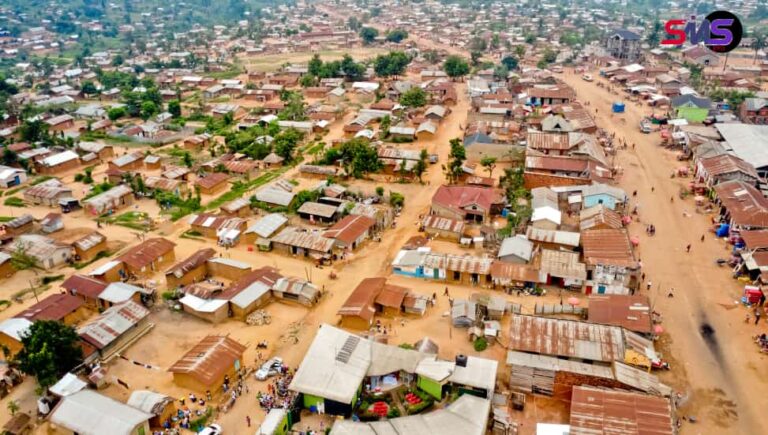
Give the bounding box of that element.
[18,120,49,143]
[324,138,381,178]
[308,54,323,76]
[414,149,428,183]
[501,55,518,71]
[480,156,497,177]
[491,33,501,49]
[514,45,526,59]
[168,100,182,118]
[341,54,365,80]
[2,148,18,166]
[754,31,766,64]
[347,16,361,31]
[108,106,127,121]
[470,51,482,66]
[445,138,466,183]
[542,48,558,64]
[374,51,411,78]
[81,80,99,96]
[7,400,19,416]
[182,151,193,168]
[140,101,158,120]
[360,27,379,45]
[423,49,440,64]
[273,128,303,162]
[493,64,509,80]
[376,186,385,197]
[400,87,427,108]
[469,36,488,52]
[16,320,84,388]
[646,19,663,47]
[386,29,408,43]
[443,56,470,80]
[300,74,317,87]
[389,191,405,208]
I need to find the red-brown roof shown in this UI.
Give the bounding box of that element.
[323,215,376,245]
[165,248,216,279]
[195,172,230,190]
[587,294,653,335]
[431,185,505,214]
[699,154,759,179]
[61,274,108,299]
[714,180,768,228]
[581,229,638,268]
[338,278,408,322]
[740,230,768,250]
[168,335,247,386]
[16,293,85,322]
[221,266,282,300]
[570,386,675,435]
[118,238,176,270]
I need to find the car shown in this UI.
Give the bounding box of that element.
[198,424,222,435]
[581,73,593,82]
[639,119,653,134]
[255,356,283,381]
[429,154,438,164]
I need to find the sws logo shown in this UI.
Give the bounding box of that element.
[661,10,743,53]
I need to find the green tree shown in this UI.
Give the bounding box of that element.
[647,19,663,47]
[414,149,428,183]
[514,45,526,59]
[501,56,518,71]
[341,54,365,80]
[389,191,405,208]
[423,49,440,64]
[445,138,466,183]
[140,101,158,120]
[480,156,497,177]
[374,51,411,78]
[182,151,193,168]
[7,400,19,416]
[324,137,381,178]
[81,81,99,96]
[168,100,182,118]
[18,120,49,143]
[299,74,317,87]
[107,106,127,121]
[443,55,470,80]
[386,29,409,43]
[308,54,323,76]
[16,320,84,388]
[360,27,379,45]
[400,87,427,108]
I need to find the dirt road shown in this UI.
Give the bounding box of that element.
[562,68,768,434]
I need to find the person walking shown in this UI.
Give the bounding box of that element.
[246,416,251,427]
[701,234,705,242]
[755,309,762,325]
[647,280,652,291]
[668,287,675,298]
[686,244,691,253]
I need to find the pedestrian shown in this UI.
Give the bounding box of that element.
[641,272,646,282]
[670,196,674,203]
[701,234,705,242]
[443,287,449,297]
[632,190,637,197]
[686,244,691,253]
[651,187,655,193]
[668,288,674,298]
[647,280,652,291]
[755,309,762,325]
[745,313,751,323]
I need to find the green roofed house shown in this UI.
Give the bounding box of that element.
[671,94,711,123]
[288,324,498,417]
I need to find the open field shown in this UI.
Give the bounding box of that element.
[239,47,390,72]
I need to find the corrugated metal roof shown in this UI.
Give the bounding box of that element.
[569,386,675,435]
[118,237,176,270]
[526,227,580,247]
[271,227,335,252]
[296,201,338,218]
[168,335,246,386]
[581,229,638,268]
[50,389,152,435]
[714,180,768,228]
[422,215,465,234]
[0,318,32,341]
[324,215,375,245]
[588,295,653,334]
[24,179,72,200]
[73,232,106,251]
[165,248,216,279]
[78,301,149,349]
[423,253,493,274]
[539,249,587,280]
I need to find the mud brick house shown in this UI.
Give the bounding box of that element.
[337,277,411,329]
[72,231,107,262]
[430,185,505,223]
[165,248,216,289]
[195,172,230,195]
[168,335,246,394]
[741,98,768,124]
[117,237,177,279]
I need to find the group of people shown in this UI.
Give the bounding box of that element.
[645,224,657,236]
[257,366,296,412]
[156,391,213,434]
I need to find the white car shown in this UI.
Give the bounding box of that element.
[198,424,222,435]
[582,73,594,82]
[255,357,283,381]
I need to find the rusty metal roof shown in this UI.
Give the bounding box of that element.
[581,229,638,268]
[699,154,758,179]
[165,248,216,279]
[569,386,675,435]
[24,179,73,200]
[422,215,465,234]
[423,253,493,274]
[740,229,768,250]
[17,293,84,322]
[271,227,335,253]
[144,176,183,192]
[118,237,176,270]
[168,335,246,386]
[324,215,376,245]
[527,131,572,151]
[78,301,149,350]
[61,274,108,299]
[194,172,230,189]
[507,314,626,363]
[579,205,624,231]
[588,295,653,335]
[714,180,768,228]
[73,231,106,251]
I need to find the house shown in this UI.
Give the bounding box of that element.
[220,197,251,217]
[78,142,114,159]
[127,390,176,430]
[270,227,335,260]
[0,165,27,188]
[183,133,212,150]
[117,237,176,278]
[178,285,230,323]
[671,94,711,122]
[98,282,151,308]
[588,294,653,336]
[581,183,627,210]
[604,29,642,62]
[531,205,561,230]
[109,151,144,171]
[44,114,75,131]
[338,277,410,329]
[143,176,188,196]
[188,213,248,242]
[581,229,640,295]
[416,121,438,139]
[36,150,81,174]
[569,386,675,434]
[430,185,505,223]
[168,335,246,394]
[62,274,109,308]
[82,184,134,215]
[323,214,376,251]
[497,235,534,264]
[579,205,623,231]
[696,154,759,187]
[421,215,465,241]
[224,266,282,319]
[72,231,108,262]
[243,213,289,245]
[16,293,89,325]
[682,44,720,66]
[713,180,768,230]
[0,252,15,279]
[527,87,575,106]
[715,124,768,177]
[270,276,321,307]
[524,155,613,188]
[78,301,151,360]
[49,390,152,435]
[296,202,339,224]
[5,234,72,270]
[0,318,32,356]
[195,172,230,195]
[2,213,34,236]
[740,98,768,124]
[40,212,63,233]
[538,248,587,290]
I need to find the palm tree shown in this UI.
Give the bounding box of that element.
[754,32,766,64]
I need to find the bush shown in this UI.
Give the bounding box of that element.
[161,291,177,301]
[473,337,488,352]
[389,191,405,208]
[41,275,65,285]
[3,197,25,207]
[398,343,414,350]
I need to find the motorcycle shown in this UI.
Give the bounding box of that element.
[257,341,268,349]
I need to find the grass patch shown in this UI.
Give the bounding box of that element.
[3,197,25,208]
[207,67,243,80]
[13,284,51,302]
[99,211,151,231]
[205,169,286,211]
[180,230,205,240]
[4,185,25,197]
[41,275,65,285]
[82,182,115,200]
[0,216,15,222]
[72,251,111,270]
[30,176,54,186]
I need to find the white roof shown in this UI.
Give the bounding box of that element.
[532,206,562,225]
[206,257,251,270]
[89,260,122,276]
[352,81,380,91]
[255,187,295,207]
[41,150,79,167]
[50,373,87,397]
[448,356,497,393]
[246,213,289,238]
[537,423,571,435]
[257,408,287,435]
[179,294,228,313]
[230,281,271,309]
[715,123,768,169]
[98,282,144,303]
[498,235,534,261]
[622,63,644,73]
[0,318,32,341]
[50,389,151,435]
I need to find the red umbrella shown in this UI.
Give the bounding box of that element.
[654,325,664,334]
[630,236,641,246]
[567,297,580,306]
[622,216,632,225]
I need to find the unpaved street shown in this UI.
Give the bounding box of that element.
[562,68,768,434]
